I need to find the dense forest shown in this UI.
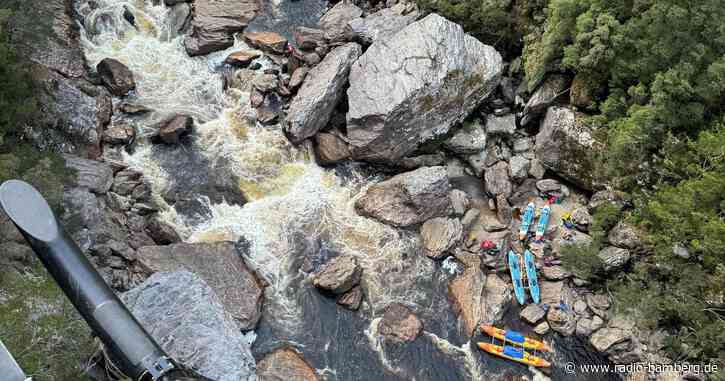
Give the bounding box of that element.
[420,0,725,372]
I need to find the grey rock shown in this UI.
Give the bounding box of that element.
[136,242,264,330]
[184,0,260,56]
[485,114,516,136]
[355,166,452,227]
[96,58,136,96]
[315,132,352,165]
[461,209,480,232]
[112,169,142,196]
[303,52,322,66]
[64,155,114,194]
[539,280,564,307]
[576,315,604,337]
[256,348,319,381]
[319,2,363,42]
[313,255,362,294]
[162,3,191,41]
[520,304,546,324]
[484,161,512,197]
[496,193,512,225]
[289,67,309,90]
[0,242,34,269]
[590,327,630,353]
[420,217,463,259]
[673,244,690,259]
[347,7,418,46]
[449,189,471,217]
[346,14,503,163]
[597,246,631,271]
[337,286,363,311]
[541,265,571,280]
[521,74,569,126]
[285,43,362,144]
[444,119,487,154]
[571,207,592,232]
[535,106,600,190]
[513,136,533,153]
[534,321,550,335]
[0,210,24,243]
[466,152,487,177]
[379,303,422,342]
[123,271,256,381]
[145,216,182,245]
[293,26,326,50]
[528,158,546,179]
[586,293,611,314]
[399,153,447,170]
[547,307,577,336]
[509,155,531,182]
[589,190,629,212]
[608,221,642,249]
[484,139,511,167]
[536,179,562,193]
[499,77,515,104]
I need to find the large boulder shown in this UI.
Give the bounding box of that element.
[256,348,319,381]
[347,7,418,46]
[184,0,260,56]
[449,261,511,337]
[315,132,352,165]
[285,43,362,144]
[484,161,513,197]
[443,120,487,155]
[96,58,136,96]
[64,155,114,194]
[521,74,570,126]
[242,31,287,54]
[318,1,363,42]
[520,304,546,324]
[420,217,463,259]
[123,271,256,381]
[346,14,503,163]
[355,166,452,227]
[136,242,263,330]
[312,255,362,294]
[590,327,630,353]
[547,307,577,336]
[535,106,601,190]
[378,303,423,342]
[608,221,643,250]
[597,246,631,271]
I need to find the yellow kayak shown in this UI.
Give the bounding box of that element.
[479,325,552,352]
[477,342,551,368]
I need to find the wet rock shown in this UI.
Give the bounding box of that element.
[379,303,423,342]
[184,0,260,56]
[313,255,362,294]
[319,2,363,42]
[145,216,181,245]
[243,31,288,54]
[64,155,114,194]
[285,43,362,144]
[294,26,326,50]
[315,132,351,165]
[162,2,191,41]
[571,207,592,232]
[541,265,570,281]
[496,193,512,225]
[103,123,135,145]
[509,155,530,182]
[443,120,487,154]
[420,217,463,259]
[597,246,631,271]
[521,74,569,126]
[255,93,284,124]
[355,166,452,227]
[256,348,319,381]
[96,58,136,96]
[112,169,142,196]
[224,50,261,67]
[346,14,503,163]
[157,115,193,144]
[521,304,546,324]
[347,6,418,46]
[289,67,309,90]
[576,315,604,337]
[119,102,152,115]
[485,161,512,197]
[486,114,516,136]
[337,286,363,311]
[136,242,264,330]
[123,271,256,381]
[608,221,643,250]
[535,106,600,190]
[547,307,576,336]
[449,190,471,217]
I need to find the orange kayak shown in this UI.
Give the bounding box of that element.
[477,342,551,367]
[479,325,552,352]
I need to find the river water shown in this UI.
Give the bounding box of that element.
[77,1,618,380]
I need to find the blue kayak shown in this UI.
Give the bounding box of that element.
[508,250,526,305]
[524,250,540,304]
[519,202,536,240]
[535,204,551,240]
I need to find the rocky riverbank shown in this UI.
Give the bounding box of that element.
[0,1,701,381]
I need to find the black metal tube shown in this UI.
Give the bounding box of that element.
[0,180,174,381]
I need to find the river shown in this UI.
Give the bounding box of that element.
[77,1,619,380]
